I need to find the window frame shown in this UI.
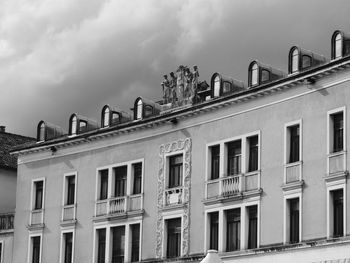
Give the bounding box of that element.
[61,172,77,221]
[213,75,221,97]
[102,106,110,128]
[283,192,302,244]
[250,63,259,87]
[136,99,143,120]
[69,115,78,136]
[59,229,75,263]
[37,121,46,142]
[165,152,185,189]
[290,48,299,74]
[27,233,43,263]
[162,215,183,258]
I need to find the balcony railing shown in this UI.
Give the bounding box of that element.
[285,162,301,183]
[95,195,143,217]
[205,171,260,199]
[62,205,76,221]
[165,187,183,206]
[30,209,44,225]
[328,151,346,175]
[0,213,14,231]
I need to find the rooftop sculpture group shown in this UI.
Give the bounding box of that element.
[161,65,200,107]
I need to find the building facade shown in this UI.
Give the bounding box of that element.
[12,30,350,263]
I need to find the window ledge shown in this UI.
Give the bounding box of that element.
[327,150,346,158]
[285,161,303,168]
[282,180,304,193]
[93,209,144,223]
[60,219,77,228]
[324,170,348,183]
[27,223,45,231]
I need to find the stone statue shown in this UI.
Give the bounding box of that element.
[191,65,199,103]
[161,75,171,104]
[176,66,185,105]
[169,72,177,104]
[184,67,193,101]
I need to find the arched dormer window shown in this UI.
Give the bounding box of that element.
[111,112,120,125]
[37,121,45,142]
[251,63,258,86]
[302,55,311,69]
[79,121,87,132]
[136,99,143,120]
[70,115,77,135]
[102,106,110,127]
[291,48,299,73]
[335,33,342,59]
[214,75,220,97]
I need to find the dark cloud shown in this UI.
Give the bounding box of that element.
[1,0,350,136]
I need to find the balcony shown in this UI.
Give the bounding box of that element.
[0,213,14,232]
[95,194,143,217]
[30,209,44,226]
[164,186,184,206]
[205,171,261,202]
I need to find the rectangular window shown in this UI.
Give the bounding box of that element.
[227,141,241,176]
[332,112,344,153]
[209,212,219,250]
[289,198,299,243]
[332,189,344,237]
[247,206,258,249]
[132,163,142,195]
[66,176,75,205]
[97,229,106,263]
[63,232,73,263]
[289,125,300,163]
[111,226,125,263]
[166,218,181,258]
[226,208,241,251]
[99,170,108,200]
[31,236,41,263]
[248,136,259,172]
[168,155,183,188]
[114,166,127,197]
[131,224,140,262]
[210,145,220,180]
[34,181,44,210]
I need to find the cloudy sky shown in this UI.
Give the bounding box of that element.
[1,0,350,137]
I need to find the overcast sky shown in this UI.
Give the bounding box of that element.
[1,0,350,137]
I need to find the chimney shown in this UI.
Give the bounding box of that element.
[0,126,5,132]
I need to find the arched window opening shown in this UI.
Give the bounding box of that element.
[251,63,258,86]
[112,113,120,125]
[302,55,311,69]
[71,116,77,135]
[79,121,87,132]
[103,107,110,127]
[38,122,45,141]
[214,76,220,97]
[335,33,342,59]
[144,105,153,118]
[261,69,270,83]
[137,100,143,120]
[291,49,299,73]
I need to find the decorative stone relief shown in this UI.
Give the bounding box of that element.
[156,138,192,258]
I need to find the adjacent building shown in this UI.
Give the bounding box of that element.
[12,30,350,263]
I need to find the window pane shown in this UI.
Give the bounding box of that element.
[214,76,220,97]
[71,116,77,135]
[35,181,43,210]
[169,155,183,188]
[289,198,299,243]
[226,208,240,251]
[167,218,181,258]
[251,64,258,86]
[333,189,343,237]
[333,112,344,152]
[111,226,125,263]
[302,55,311,69]
[131,224,140,262]
[248,206,257,249]
[39,123,45,141]
[114,166,127,197]
[137,100,143,119]
[32,236,41,263]
[227,141,241,176]
[64,232,73,263]
[97,229,106,263]
[289,125,300,163]
[248,136,259,172]
[210,145,220,180]
[292,49,299,73]
[209,212,219,250]
[335,33,342,58]
[133,163,142,194]
[103,107,110,127]
[66,176,75,205]
[100,170,108,200]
